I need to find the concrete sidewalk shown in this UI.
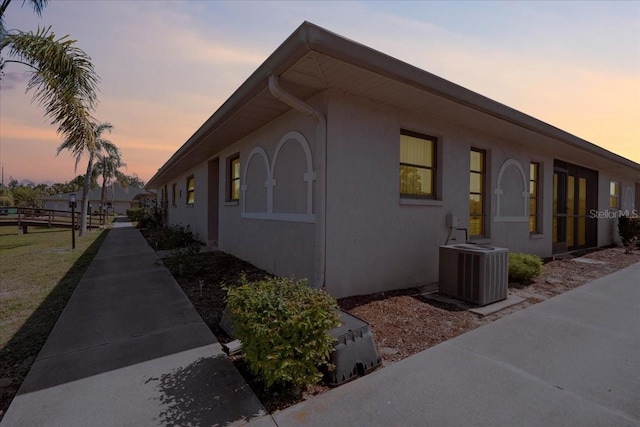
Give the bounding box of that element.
[257,262,640,427]
[3,223,639,426]
[1,223,267,426]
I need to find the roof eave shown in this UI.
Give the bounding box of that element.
[147,22,639,190]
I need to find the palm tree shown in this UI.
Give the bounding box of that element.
[0,0,48,34]
[57,122,113,236]
[94,143,127,216]
[1,28,99,152]
[2,1,99,176]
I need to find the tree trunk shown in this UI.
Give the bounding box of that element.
[80,155,93,237]
[100,159,107,215]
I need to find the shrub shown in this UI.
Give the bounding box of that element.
[127,207,163,230]
[509,252,542,284]
[226,276,340,389]
[147,224,199,250]
[618,215,640,251]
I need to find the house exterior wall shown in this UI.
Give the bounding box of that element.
[323,91,638,298]
[595,172,639,246]
[217,105,322,280]
[162,101,324,282]
[156,89,638,300]
[164,163,209,240]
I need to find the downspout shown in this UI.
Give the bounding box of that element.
[268,74,327,289]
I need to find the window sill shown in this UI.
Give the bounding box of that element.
[530,233,544,240]
[225,201,239,206]
[400,198,443,207]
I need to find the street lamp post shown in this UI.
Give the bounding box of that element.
[69,194,77,249]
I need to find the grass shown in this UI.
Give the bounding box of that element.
[0,226,108,416]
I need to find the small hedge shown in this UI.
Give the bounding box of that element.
[126,207,163,230]
[509,252,542,284]
[226,276,340,389]
[619,215,640,248]
[147,224,199,250]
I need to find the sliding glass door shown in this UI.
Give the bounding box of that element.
[553,161,597,253]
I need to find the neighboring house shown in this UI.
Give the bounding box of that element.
[42,185,155,215]
[146,22,640,299]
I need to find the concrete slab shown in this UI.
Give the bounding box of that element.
[270,342,636,427]
[3,345,265,427]
[263,263,640,427]
[1,226,266,426]
[451,309,640,419]
[468,295,526,316]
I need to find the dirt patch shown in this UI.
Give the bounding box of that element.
[164,246,640,412]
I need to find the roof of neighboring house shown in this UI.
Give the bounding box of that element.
[147,21,640,188]
[42,185,154,203]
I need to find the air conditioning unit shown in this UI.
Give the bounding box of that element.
[439,244,509,306]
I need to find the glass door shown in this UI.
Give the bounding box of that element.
[553,161,598,254]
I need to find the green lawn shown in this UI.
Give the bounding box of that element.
[0,226,108,414]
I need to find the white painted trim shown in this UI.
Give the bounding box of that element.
[494,158,528,222]
[240,131,316,223]
[623,186,634,210]
[242,147,270,213]
[494,216,528,223]
[399,198,444,207]
[272,131,315,216]
[241,212,316,223]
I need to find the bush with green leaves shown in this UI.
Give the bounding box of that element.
[226,276,340,389]
[126,207,163,230]
[618,215,640,249]
[509,252,542,284]
[147,224,199,250]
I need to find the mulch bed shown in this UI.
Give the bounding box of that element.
[163,246,640,413]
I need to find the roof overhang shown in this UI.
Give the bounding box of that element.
[147,21,639,189]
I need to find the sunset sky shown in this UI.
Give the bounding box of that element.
[1,1,638,185]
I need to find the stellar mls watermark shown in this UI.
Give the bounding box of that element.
[589,209,639,219]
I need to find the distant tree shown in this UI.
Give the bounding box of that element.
[11,186,41,207]
[57,122,113,236]
[8,177,18,190]
[124,173,145,188]
[94,142,127,213]
[0,187,14,206]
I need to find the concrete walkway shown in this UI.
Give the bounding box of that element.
[3,222,639,426]
[1,222,267,426]
[255,262,640,427]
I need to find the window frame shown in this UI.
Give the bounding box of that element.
[227,153,241,202]
[529,162,541,233]
[469,148,486,238]
[609,181,619,209]
[171,183,177,207]
[186,175,195,206]
[399,129,437,200]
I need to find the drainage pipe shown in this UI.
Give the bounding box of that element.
[268,74,327,289]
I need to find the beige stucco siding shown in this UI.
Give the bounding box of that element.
[215,106,320,282]
[324,92,559,297]
[165,163,209,240]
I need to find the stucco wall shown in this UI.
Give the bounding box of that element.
[324,92,557,298]
[215,105,321,282]
[595,173,639,246]
[165,163,209,241]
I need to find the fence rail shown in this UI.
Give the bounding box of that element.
[0,207,106,232]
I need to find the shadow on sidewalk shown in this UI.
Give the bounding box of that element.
[150,355,265,426]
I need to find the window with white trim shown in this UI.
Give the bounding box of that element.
[400,130,437,199]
